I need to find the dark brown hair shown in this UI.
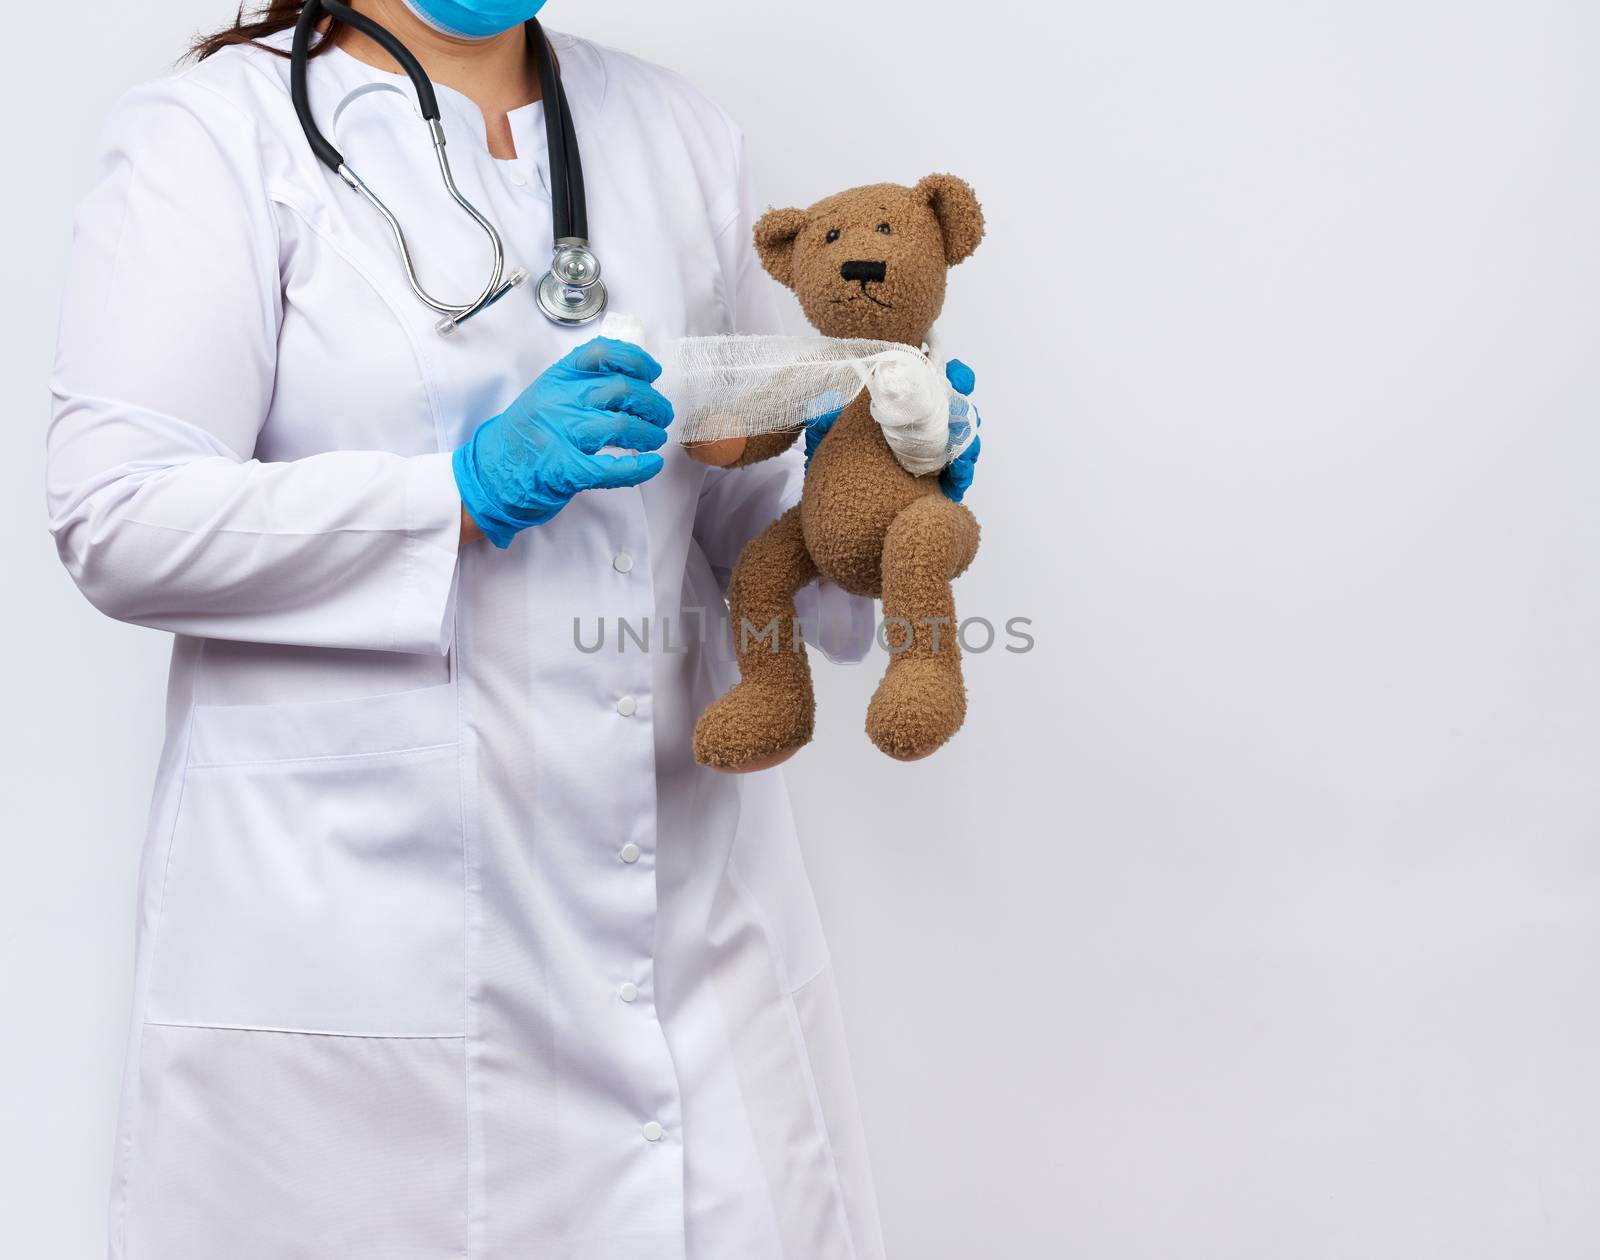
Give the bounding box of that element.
[189,1,335,62]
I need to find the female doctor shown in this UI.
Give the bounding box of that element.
[43,0,997,1255]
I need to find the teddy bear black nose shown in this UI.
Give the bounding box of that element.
[840,260,887,284]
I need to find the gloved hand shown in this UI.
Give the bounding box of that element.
[453,338,674,548]
[939,358,981,503]
[803,358,980,502]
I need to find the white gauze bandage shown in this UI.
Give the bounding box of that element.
[662,331,977,476]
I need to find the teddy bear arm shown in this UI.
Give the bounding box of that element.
[728,427,802,467]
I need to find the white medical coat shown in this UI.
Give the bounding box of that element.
[47,28,885,1260]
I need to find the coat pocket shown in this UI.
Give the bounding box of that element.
[146,683,465,1038]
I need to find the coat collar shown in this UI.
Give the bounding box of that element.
[260,23,608,156]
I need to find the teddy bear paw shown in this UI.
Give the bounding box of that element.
[865,659,968,762]
[693,680,815,773]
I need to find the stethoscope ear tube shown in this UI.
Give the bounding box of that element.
[321,0,441,118]
[292,0,444,171]
[289,6,601,331]
[290,1,343,171]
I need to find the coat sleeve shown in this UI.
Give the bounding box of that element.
[691,131,875,665]
[46,78,462,656]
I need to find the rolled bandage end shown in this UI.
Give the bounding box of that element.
[868,351,954,476]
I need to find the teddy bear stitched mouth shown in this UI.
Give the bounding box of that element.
[831,282,895,310]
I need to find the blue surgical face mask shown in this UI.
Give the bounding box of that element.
[399,0,548,40]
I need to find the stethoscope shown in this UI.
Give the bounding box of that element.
[290,0,606,335]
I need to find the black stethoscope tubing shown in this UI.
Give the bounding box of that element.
[530,21,585,242]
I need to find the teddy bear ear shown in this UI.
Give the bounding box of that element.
[752,207,809,290]
[915,173,985,266]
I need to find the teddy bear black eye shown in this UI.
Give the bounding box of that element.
[825,228,840,243]
[877,222,892,235]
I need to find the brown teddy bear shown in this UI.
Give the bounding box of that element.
[689,173,986,772]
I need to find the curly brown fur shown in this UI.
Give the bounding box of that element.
[730,429,801,467]
[691,506,818,770]
[693,173,985,769]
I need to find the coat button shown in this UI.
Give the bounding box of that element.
[619,981,639,1003]
[642,1121,663,1142]
[613,552,634,573]
[620,843,641,864]
[616,696,637,717]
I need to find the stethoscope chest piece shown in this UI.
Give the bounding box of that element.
[536,239,607,324]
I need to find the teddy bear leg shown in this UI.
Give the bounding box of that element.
[866,495,981,761]
[693,506,820,772]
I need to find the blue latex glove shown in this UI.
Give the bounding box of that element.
[804,359,981,504]
[454,338,673,548]
[939,358,981,503]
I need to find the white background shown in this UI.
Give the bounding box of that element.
[6,1,1600,1256]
